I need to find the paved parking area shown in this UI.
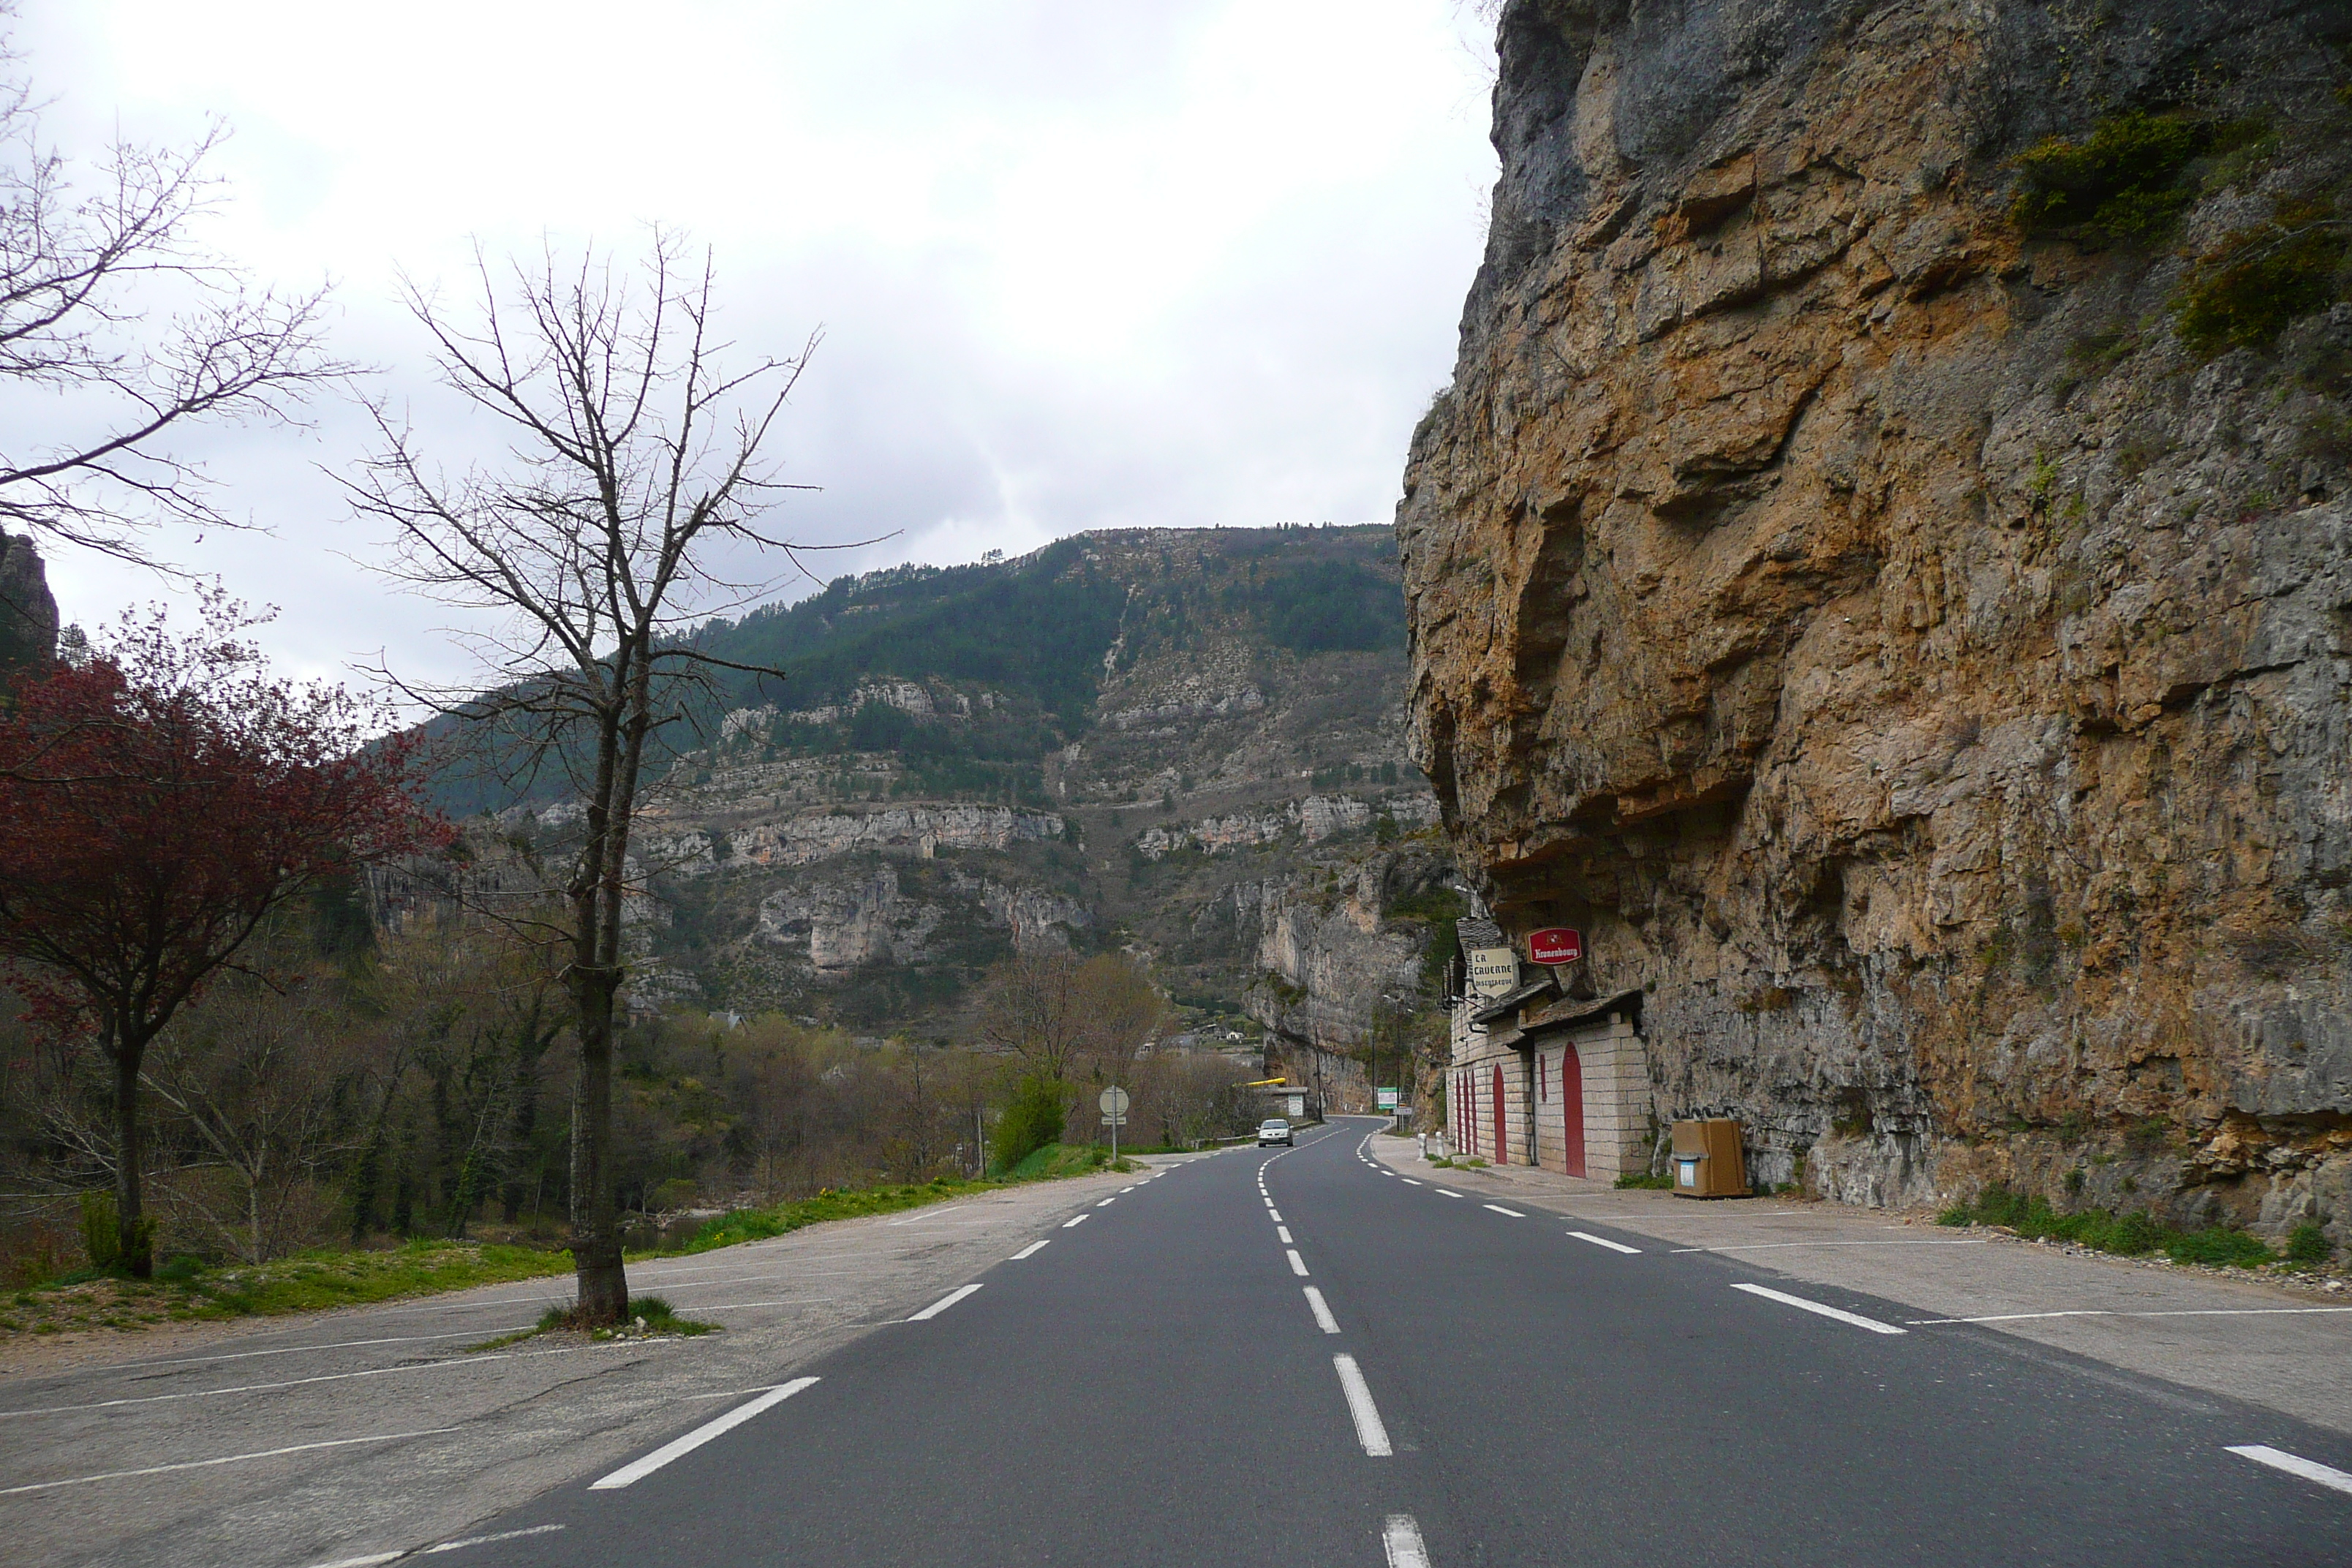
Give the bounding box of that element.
[1367,1136,2352,1438]
[0,1162,1173,1568]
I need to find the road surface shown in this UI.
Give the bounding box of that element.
[8,1120,2351,1566]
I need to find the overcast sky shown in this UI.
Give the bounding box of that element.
[17,1,1498,689]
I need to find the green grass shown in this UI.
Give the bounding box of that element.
[666,1147,1135,1258]
[1940,1185,2280,1267]
[7,1149,1147,1346]
[669,1177,1003,1254]
[1614,1172,1673,1190]
[3,1239,574,1341]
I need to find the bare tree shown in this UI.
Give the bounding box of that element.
[0,28,345,565]
[347,234,818,1323]
[979,950,1169,1093]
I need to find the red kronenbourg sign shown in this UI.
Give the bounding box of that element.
[1528,927,1583,965]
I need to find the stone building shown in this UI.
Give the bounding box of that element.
[1444,914,1651,1180]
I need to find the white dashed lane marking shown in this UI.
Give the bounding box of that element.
[1382,1513,1431,1568]
[590,1381,818,1490]
[1482,1205,1525,1218]
[1333,1354,1393,1457]
[1730,1282,1905,1335]
[1277,1226,1293,1243]
[1287,1249,1311,1277]
[1303,1286,1341,1335]
[1009,1240,1051,1261]
[907,1284,983,1322]
[2227,1444,2352,1499]
[1569,1231,1642,1255]
[1062,1214,1090,1229]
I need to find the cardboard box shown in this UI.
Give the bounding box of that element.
[1670,1118,1749,1198]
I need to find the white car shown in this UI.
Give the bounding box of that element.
[1257,1118,1294,1147]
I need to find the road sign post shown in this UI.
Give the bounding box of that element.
[1099,1086,1131,1162]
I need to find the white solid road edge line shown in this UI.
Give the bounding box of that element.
[1730,1282,1906,1335]
[1570,1231,1643,1255]
[1483,1205,1526,1218]
[1287,1248,1311,1277]
[1010,1240,1051,1261]
[1333,1354,1393,1457]
[2228,1444,2352,1498]
[1382,1513,1431,1568]
[908,1284,984,1322]
[3,1427,462,1497]
[589,1379,819,1490]
[1063,1213,1091,1229]
[1303,1286,1342,1335]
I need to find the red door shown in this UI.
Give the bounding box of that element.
[1560,1044,1586,1177]
[1491,1063,1507,1166]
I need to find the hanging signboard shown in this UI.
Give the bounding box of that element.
[1528,927,1583,965]
[1466,946,1520,999]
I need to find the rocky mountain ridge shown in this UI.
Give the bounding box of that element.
[434,527,1460,1077]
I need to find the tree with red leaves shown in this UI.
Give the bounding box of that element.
[0,595,443,1276]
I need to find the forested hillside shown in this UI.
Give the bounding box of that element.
[405,524,1455,1077]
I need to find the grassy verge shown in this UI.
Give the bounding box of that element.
[3,1145,1149,1346]
[1613,1172,1673,1190]
[1939,1185,2283,1268]
[0,1239,573,1341]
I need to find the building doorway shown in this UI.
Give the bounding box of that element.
[1490,1063,1506,1166]
[1560,1043,1586,1178]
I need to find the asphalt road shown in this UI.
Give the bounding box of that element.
[315,1117,2352,1568]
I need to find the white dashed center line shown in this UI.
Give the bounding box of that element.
[1382,1513,1431,1568]
[1730,1282,1905,1335]
[1303,1286,1341,1335]
[1333,1354,1393,1457]
[1277,1226,1294,1244]
[1569,1231,1643,1254]
[1436,1189,1463,1199]
[1482,1205,1526,1218]
[1009,1240,1051,1260]
[1287,1249,1311,1277]
[1400,1178,1422,1186]
[1062,1213,1090,1229]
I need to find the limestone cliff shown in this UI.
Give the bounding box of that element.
[0,532,59,670]
[1399,0,2352,1240]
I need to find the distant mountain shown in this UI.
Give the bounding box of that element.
[410,525,1455,1095]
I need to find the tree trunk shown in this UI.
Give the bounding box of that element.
[110,1036,153,1278]
[567,960,627,1323]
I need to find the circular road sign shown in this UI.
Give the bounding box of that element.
[1098,1086,1131,1117]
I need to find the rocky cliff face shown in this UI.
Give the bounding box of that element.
[1399,0,2352,1239]
[0,532,59,670]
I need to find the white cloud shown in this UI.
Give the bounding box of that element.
[15,0,1497,689]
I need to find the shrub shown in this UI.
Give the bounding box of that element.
[79,1192,120,1270]
[2010,110,2217,238]
[1942,1184,2272,1267]
[2285,1223,2332,1265]
[992,1077,1067,1175]
[1616,1172,1673,1190]
[2172,200,2348,355]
